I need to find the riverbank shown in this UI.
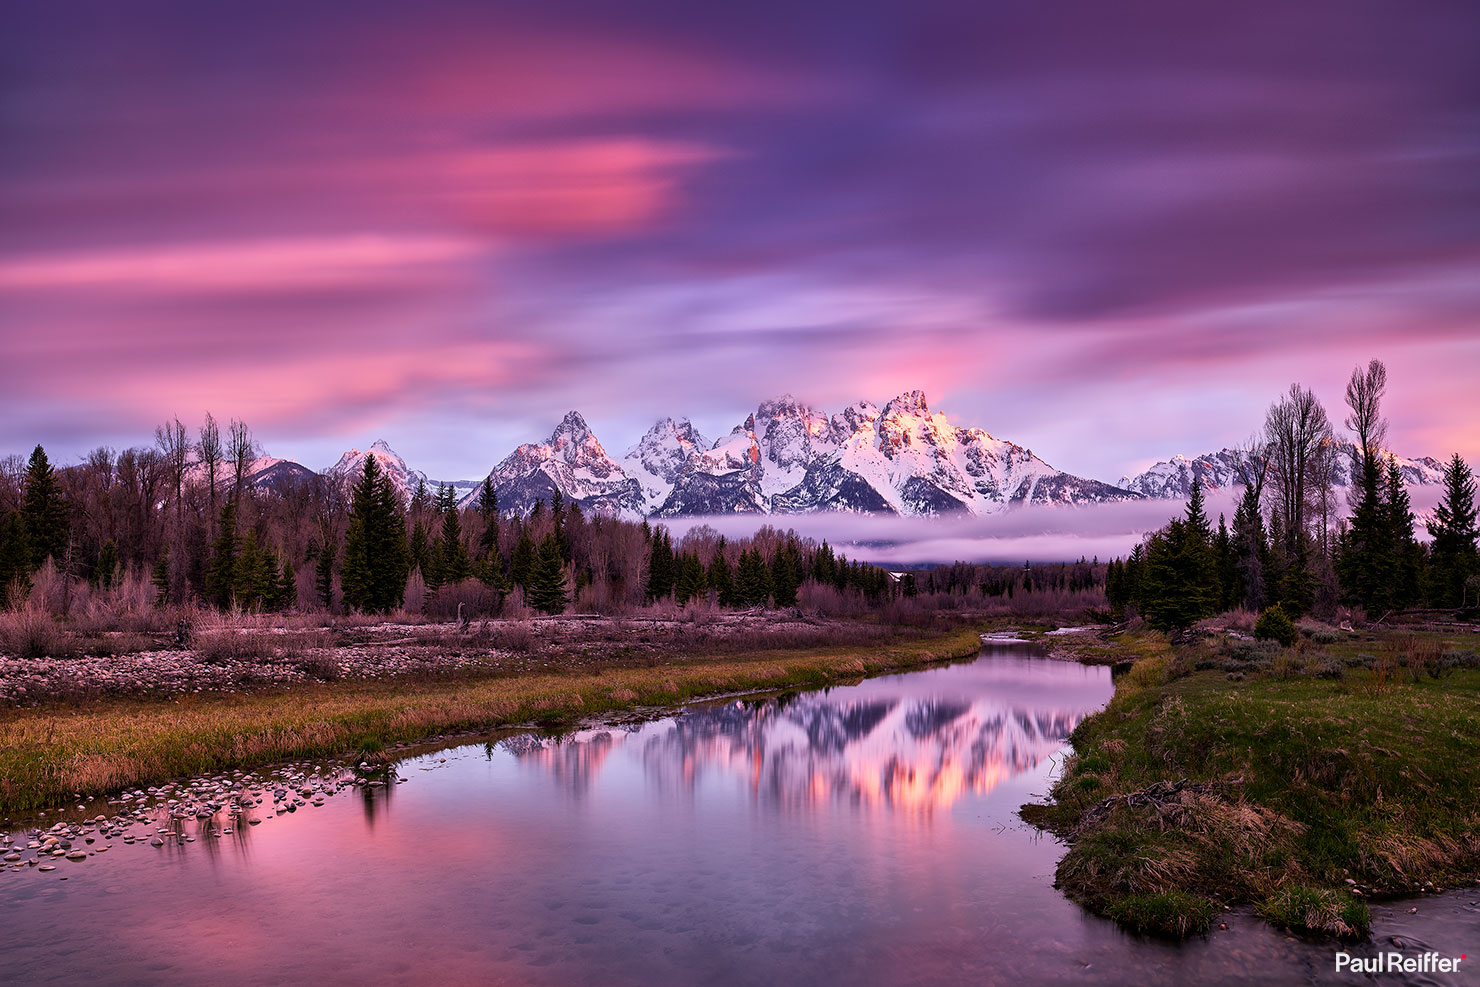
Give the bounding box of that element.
[1023,623,1480,939]
[0,619,989,817]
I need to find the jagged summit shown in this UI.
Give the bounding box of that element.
[1121,445,1446,499]
[460,411,643,517]
[325,440,427,504]
[649,391,1138,517]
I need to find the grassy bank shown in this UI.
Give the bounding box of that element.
[0,625,986,817]
[1023,625,1480,939]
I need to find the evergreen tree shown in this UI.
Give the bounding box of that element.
[674,552,707,606]
[436,486,471,583]
[771,539,802,608]
[233,529,269,610]
[341,454,410,613]
[1230,485,1268,611]
[708,544,735,607]
[275,552,298,611]
[315,536,336,610]
[526,534,570,615]
[152,549,171,608]
[1104,558,1125,619]
[1426,453,1479,608]
[409,520,432,582]
[736,547,773,607]
[1214,514,1236,611]
[1384,458,1423,610]
[509,531,536,590]
[205,498,241,609]
[476,478,499,558]
[21,444,69,568]
[95,539,119,590]
[0,511,32,606]
[646,529,674,602]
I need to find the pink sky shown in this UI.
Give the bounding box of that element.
[2,1,1477,482]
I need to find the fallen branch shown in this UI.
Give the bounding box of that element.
[1075,776,1244,834]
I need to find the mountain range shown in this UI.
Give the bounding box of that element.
[216,391,1446,519]
[1119,445,1446,500]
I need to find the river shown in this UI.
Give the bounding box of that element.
[1,646,1473,985]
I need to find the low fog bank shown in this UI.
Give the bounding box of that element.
[658,486,1448,566]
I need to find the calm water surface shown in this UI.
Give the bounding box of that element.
[2,647,1474,986]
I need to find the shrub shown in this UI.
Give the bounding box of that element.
[1255,604,1297,646]
[0,606,73,659]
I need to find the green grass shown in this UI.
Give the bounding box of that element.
[1105,891,1218,937]
[1024,627,1480,939]
[0,626,987,816]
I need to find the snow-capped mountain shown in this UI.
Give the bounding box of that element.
[324,440,427,505]
[1121,445,1447,499]
[183,454,320,493]
[620,417,710,514]
[462,411,644,517]
[654,391,1138,517]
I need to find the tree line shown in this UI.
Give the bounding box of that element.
[1105,360,1479,630]
[0,416,900,617]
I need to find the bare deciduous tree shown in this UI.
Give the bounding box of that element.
[198,412,223,506]
[154,417,190,602]
[1264,383,1333,558]
[229,418,257,498]
[1343,358,1388,503]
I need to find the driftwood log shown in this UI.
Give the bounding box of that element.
[1074,776,1244,835]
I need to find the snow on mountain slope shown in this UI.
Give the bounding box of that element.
[657,391,1139,517]
[1121,445,1447,499]
[621,417,710,514]
[325,440,427,505]
[652,415,769,516]
[463,411,644,517]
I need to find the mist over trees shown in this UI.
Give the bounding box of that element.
[1107,360,1480,630]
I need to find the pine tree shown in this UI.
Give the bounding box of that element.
[476,478,499,558]
[234,529,268,610]
[1384,458,1423,610]
[771,540,801,608]
[674,552,707,606]
[1230,485,1268,612]
[205,498,241,609]
[736,547,773,607]
[708,546,734,607]
[0,511,32,607]
[95,539,119,590]
[341,454,410,613]
[646,529,674,602]
[1104,558,1126,620]
[315,536,336,610]
[510,531,536,590]
[1214,515,1236,612]
[409,520,432,583]
[526,534,569,615]
[1426,454,1479,608]
[436,486,471,584]
[276,553,298,611]
[152,549,171,608]
[21,445,69,568]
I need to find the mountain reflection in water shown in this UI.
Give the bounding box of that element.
[501,654,1110,819]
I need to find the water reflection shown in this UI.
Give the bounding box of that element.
[503,654,1110,819]
[13,649,1460,987]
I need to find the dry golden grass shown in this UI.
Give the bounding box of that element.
[0,627,986,814]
